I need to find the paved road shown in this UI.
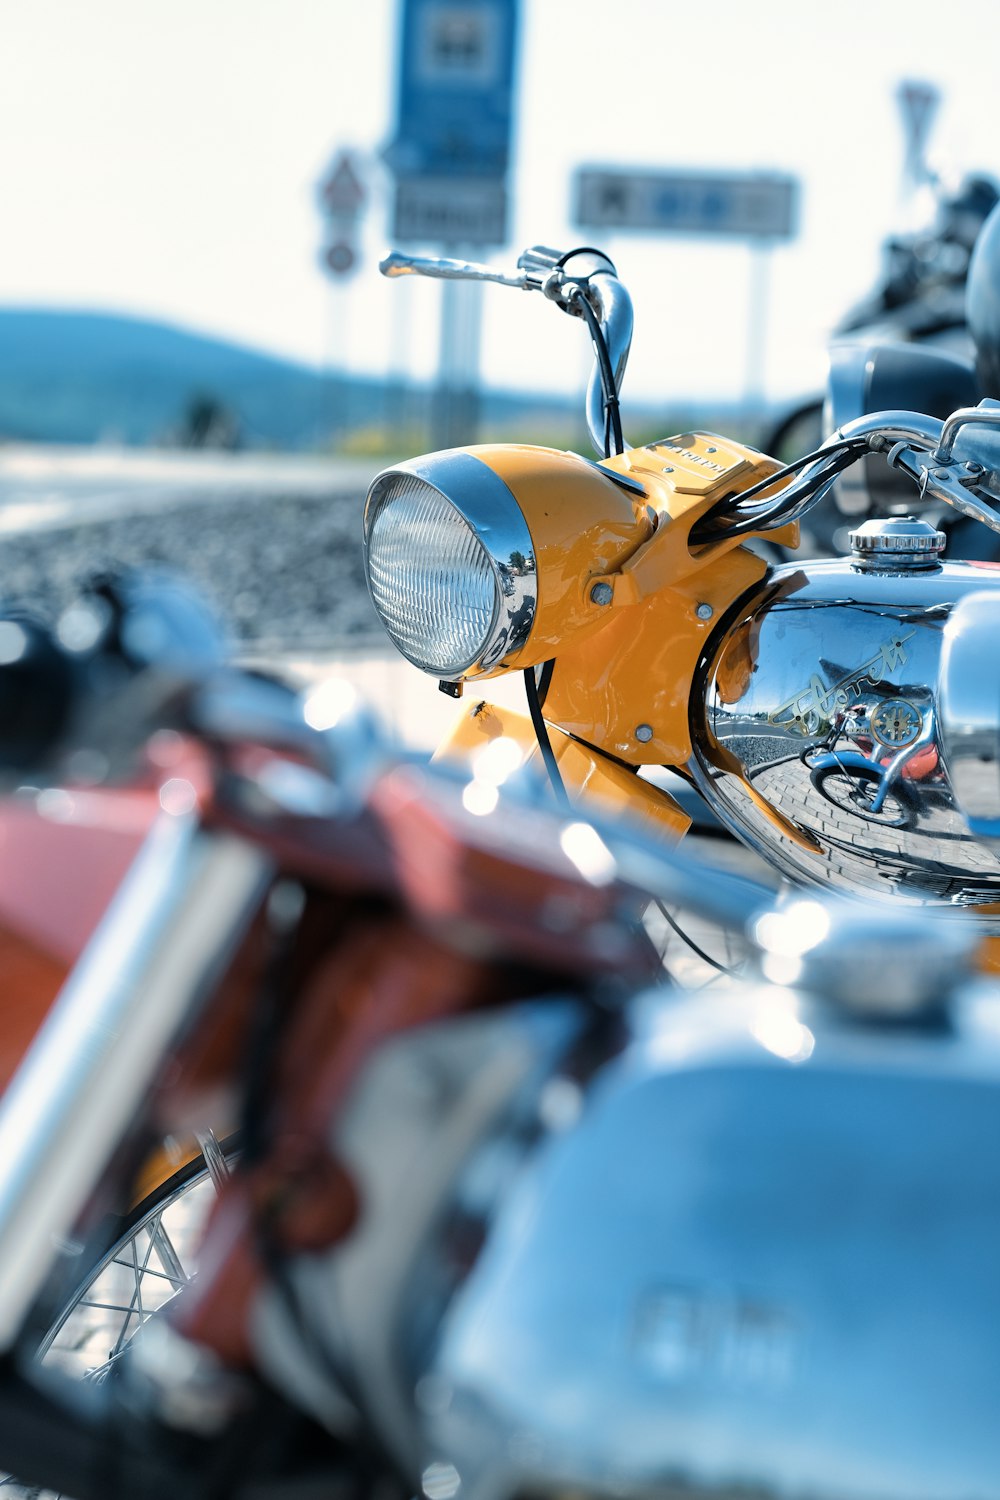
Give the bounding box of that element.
[0,445,376,532]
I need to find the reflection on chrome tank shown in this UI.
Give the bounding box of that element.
[690,558,1000,910]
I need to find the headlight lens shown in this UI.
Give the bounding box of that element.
[366,474,497,674]
[364,456,536,678]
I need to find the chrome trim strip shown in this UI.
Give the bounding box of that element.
[364,451,537,677]
[0,812,271,1348]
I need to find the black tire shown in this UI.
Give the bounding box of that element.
[810,764,913,829]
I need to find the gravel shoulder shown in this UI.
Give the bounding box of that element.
[0,488,382,652]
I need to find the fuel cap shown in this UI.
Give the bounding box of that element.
[849,516,946,570]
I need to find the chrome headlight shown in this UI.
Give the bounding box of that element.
[363,452,536,678]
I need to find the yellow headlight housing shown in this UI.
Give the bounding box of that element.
[364,445,653,680]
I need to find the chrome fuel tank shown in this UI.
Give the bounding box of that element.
[689,531,1000,911]
[414,978,1000,1500]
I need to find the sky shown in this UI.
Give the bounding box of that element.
[5,0,1000,414]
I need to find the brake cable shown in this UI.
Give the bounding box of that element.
[523,666,571,810]
[573,288,625,458]
[689,435,870,544]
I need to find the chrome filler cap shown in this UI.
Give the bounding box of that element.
[849,516,946,570]
[753,897,975,1020]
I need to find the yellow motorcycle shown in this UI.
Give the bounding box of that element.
[364,244,1000,931]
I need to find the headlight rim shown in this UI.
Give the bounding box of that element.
[363,452,537,679]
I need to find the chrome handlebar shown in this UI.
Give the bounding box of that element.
[694,405,1000,543]
[379,245,633,459]
[934,401,1000,462]
[579,266,632,456]
[379,251,538,291]
[381,251,1000,533]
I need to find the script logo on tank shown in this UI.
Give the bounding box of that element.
[768,630,916,736]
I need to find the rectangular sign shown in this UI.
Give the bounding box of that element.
[385,0,518,179]
[574,168,799,240]
[392,176,508,246]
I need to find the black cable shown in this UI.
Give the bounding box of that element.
[757,433,869,482]
[524,665,571,810]
[743,436,867,502]
[576,290,624,457]
[535,657,555,708]
[556,246,614,268]
[690,438,868,545]
[654,899,744,978]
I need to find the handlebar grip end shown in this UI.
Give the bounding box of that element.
[379,253,412,278]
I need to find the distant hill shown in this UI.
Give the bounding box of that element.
[0,308,380,448]
[0,306,754,452]
[0,307,605,451]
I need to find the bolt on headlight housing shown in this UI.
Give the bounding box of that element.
[364,446,655,681]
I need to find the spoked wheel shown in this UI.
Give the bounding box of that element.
[39,1131,233,1384]
[0,1133,235,1495]
[810,765,913,829]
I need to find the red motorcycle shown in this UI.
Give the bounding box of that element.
[0,572,994,1500]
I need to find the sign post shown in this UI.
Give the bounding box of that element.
[385,0,519,447]
[318,149,367,280]
[316,149,368,445]
[896,79,940,193]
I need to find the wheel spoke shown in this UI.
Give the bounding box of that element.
[103,1260,188,1289]
[149,1219,188,1288]
[66,1299,149,1318]
[109,1237,143,1359]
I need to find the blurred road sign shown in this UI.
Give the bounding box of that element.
[321,151,366,221]
[324,241,356,276]
[392,176,507,246]
[385,0,518,180]
[574,168,799,240]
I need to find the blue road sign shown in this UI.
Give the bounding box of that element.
[391,175,507,245]
[385,0,518,181]
[574,168,799,241]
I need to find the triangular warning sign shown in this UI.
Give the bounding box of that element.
[322,153,366,217]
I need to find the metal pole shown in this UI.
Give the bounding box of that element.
[432,250,483,450]
[325,282,350,450]
[388,274,413,444]
[744,240,772,431]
